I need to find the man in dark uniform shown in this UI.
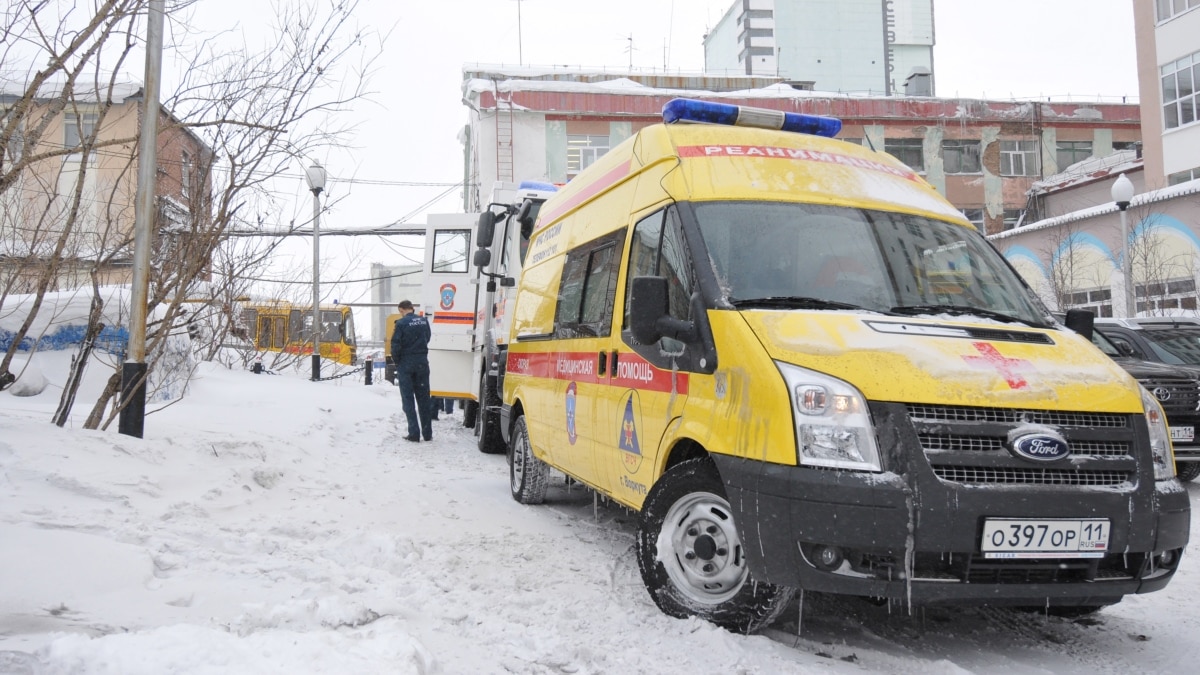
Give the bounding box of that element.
[390,300,433,442]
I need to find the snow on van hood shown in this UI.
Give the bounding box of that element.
[739,310,1142,412]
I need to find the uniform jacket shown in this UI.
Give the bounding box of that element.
[390,313,431,363]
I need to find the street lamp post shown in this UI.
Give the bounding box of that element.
[1112,173,1136,318]
[305,162,327,381]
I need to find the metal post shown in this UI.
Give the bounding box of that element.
[311,186,321,381]
[1112,173,1137,319]
[119,0,165,438]
[1119,207,1135,318]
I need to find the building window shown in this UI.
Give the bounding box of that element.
[884,138,924,172]
[63,112,98,153]
[999,140,1038,176]
[1002,209,1025,231]
[567,135,609,177]
[1168,166,1200,184]
[181,150,192,198]
[960,208,985,230]
[1157,0,1200,22]
[1162,51,1200,130]
[1055,141,1092,170]
[1136,276,1198,313]
[942,140,981,174]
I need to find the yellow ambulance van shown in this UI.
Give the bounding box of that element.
[496,98,1190,633]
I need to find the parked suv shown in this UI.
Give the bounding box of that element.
[1090,320,1200,481]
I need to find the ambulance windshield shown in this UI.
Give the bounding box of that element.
[694,201,1052,327]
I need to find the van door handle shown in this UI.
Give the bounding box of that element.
[598,351,607,376]
[610,350,619,375]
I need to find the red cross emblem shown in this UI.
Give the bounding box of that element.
[961,342,1032,389]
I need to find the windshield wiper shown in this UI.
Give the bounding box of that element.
[889,304,1049,328]
[731,296,874,312]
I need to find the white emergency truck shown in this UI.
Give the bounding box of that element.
[397,181,556,452]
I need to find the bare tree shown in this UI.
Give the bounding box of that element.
[0,0,381,427]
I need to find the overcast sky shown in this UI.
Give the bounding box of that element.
[171,0,1140,336]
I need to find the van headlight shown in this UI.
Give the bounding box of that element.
[776,362,882,472]
[1140,385,1176,480]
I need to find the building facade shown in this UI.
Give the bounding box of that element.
[1133,0,1200,187]
[0,83,211,292]
[702,0,935,96]
[460,68,1140,236]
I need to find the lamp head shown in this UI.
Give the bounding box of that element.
[1111,172,1134,209]
[305,162,327,194]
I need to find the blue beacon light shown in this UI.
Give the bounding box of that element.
[661,98,842,138]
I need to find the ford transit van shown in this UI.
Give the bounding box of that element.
[497,98,1190,633]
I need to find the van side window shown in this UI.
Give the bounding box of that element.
[554,229,626,338]
[624,207,694,354]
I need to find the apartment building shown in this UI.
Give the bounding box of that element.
[0,82,211,291]
[1133,0,1200,187]
[702,0,935,96]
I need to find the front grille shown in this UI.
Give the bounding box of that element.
[932,466,1130,487]
[1139,378,1200,415]
[904,403,1140,487]
[900,552,1142,584]
[907,404,1127,428]
[919,434,1131,458]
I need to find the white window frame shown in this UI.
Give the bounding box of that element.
[566,134,609,177]
[999,140,1038,177]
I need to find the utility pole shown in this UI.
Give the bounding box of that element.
[515,0,524,65]
[119,0,165,438]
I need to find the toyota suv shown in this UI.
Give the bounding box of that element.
[1091,318,1200,481]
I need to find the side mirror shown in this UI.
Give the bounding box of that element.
[517,200,536,239]
[1065,308,1095,341]
[630,277,669,344]
[473,248,492,268]
[1115,340,1135,357]
[477,211,499,247]
[630,276,698,345]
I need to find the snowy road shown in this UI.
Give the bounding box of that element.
[2,361,1198,674]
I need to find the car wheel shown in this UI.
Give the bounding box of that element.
[509,414,548,504]
[635,457,794,634]
[1177,462,1200,482]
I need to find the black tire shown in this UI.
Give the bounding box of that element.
[509,414,548,504]
[1178,462,1200,482]
[476,376,505,454]
[463,400,478,429]
[635,457,794,634]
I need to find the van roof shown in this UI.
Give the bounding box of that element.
[534,122,970,233]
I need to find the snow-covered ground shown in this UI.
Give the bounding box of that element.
[2,352,1200,674]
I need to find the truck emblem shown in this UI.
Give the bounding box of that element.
[565,382,578,445]
[1007,431,1071,462]
[1153,387,1172,402]
[619,393,643,473]
[439,283,456,310]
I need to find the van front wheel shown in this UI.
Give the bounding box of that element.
[636,458,794,634]
[509,414,548,504]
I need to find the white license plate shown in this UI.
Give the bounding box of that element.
[1171,426,1194,442]
[981,519,1109,559]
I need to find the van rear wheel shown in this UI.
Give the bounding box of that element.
[635,457,794,634]
[509,414,548,504]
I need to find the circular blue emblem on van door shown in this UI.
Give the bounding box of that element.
[1007,431,1071,462]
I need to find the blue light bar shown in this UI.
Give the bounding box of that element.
[661,98,842,138]
[518,180,558,192]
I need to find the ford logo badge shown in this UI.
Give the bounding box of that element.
[1008,432,1071,462]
